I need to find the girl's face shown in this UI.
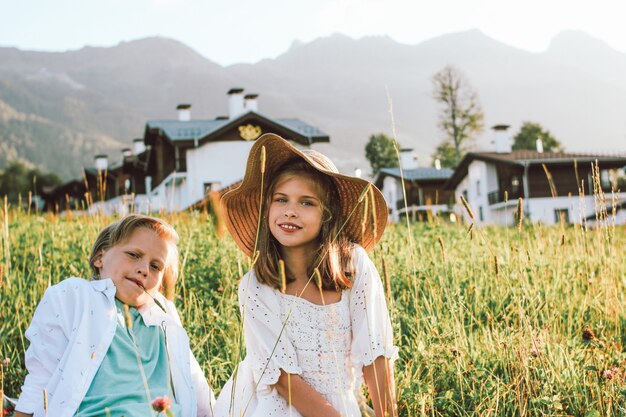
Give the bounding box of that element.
[93,227,171,307]
[269,176,324,253]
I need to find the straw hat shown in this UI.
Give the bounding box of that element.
[221,133,388,257]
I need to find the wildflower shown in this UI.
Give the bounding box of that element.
[2,358,9,366]
[152,396,173,415]
[603,369,614,380]
[3,403,15,416]
[582,327,595,341]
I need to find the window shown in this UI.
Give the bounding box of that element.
[479,206,484,221]
[476,180,481,196]
[598,168,625,190]
[204,182,222,195]
[554,208,569,224]
[600,170,611,189]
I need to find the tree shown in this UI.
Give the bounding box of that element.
[365,133,398,175]
[0,161,62,203]
[432,142,457,169]
[512,121,563,152]
[432,66,484,167]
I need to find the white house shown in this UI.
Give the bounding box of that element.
[446,125,626,226]
[51,88,330,214]
[374,148,454,222]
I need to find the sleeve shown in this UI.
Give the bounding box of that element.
[162,297,216,417]
[15,284,71,414]
[238,271,302,395]
[190,351,216,417]
[349,246,399,372]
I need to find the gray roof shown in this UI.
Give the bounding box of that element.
[272,118,328,139]
[146,119,230,141]
[379,167,453,181]
[145,112,328,142]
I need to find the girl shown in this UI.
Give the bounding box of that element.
[14,214,215,417]
[216,134,398,417]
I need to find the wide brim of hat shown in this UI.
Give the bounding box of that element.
[221,133,388,257]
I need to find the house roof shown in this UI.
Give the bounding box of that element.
[446,150,626,190]
[145,111,329,145]
[374,167,453,190]
[379,167,454,181]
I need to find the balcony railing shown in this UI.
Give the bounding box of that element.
[487,189,523,205]
[487,190,500,205]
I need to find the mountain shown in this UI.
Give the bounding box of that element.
[1,31,625,180]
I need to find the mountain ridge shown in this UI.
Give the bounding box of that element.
[1,29,624,179]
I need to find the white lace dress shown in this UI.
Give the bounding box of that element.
[214,246,398,417]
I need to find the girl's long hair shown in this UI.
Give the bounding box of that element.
[254,160,355,291]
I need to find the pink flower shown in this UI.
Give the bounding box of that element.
[603,369,614,380]
[3,358,9,366]
[152,396,172,413]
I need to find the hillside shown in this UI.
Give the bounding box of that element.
[1,31,625,179]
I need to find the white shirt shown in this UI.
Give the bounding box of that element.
[215,245,398,417]
[16,277,215,417]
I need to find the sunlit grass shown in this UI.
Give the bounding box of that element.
[2,205,626,416]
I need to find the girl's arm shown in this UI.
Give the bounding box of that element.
[363,356,398,417]
[349,247,399,417]
[14,412,33,417]
[274,370,342,417]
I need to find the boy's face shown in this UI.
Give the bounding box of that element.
[94,227,171,307]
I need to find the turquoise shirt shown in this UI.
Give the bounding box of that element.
[75,299,182,417]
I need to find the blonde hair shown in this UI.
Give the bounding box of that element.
[89,214,180,300]
[254,159,355,291]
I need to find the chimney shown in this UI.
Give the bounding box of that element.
[244,93,259,112]
[399,148,419,170]
[492,124,512,153]
[94,154,108,172]
[434,159,441,170]
[227,88,245,119]
[121,148,132,158]
[536,138,544,153]
[133,138,146,155]
[177,103,191,121]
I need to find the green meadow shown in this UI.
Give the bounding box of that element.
[1,205,626,416]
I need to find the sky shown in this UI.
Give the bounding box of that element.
[1,0,625,66]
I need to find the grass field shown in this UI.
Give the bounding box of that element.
[1,202,626,416]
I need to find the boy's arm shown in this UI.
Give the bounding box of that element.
[363,356,398,417]
[15,286,69,415]
[189,351,215,417]
[274,370,342,417]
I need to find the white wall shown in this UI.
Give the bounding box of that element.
[458,161,490,224]
[186,141,255,205]
[487,193,626,226]
[382,176,398,222]
[454,176,470,222]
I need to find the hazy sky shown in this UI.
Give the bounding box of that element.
[1,0,625,66]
